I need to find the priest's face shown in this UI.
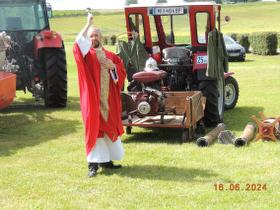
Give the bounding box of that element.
[89,29,101,48]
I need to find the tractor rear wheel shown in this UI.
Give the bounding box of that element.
[199,78,224,126]
[44,48,67,108]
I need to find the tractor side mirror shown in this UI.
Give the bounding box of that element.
[224,16,231,22]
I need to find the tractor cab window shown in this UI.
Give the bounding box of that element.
[215,10,220,31]
[0,2,47,31]
[149,16,159,43]
[128,14,145,43]
[160,15,190,45]
[196,12,211,44]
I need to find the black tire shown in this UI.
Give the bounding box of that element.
[44,48,67,108]
[239,56,245,62]
[182,129,190,143]
[195,121,206,135]
[199,78,224,126]
[225,76,239,110]
[126,126,132,135]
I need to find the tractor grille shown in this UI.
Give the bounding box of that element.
[227,49,241,54]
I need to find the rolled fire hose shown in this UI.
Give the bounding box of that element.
[197,123,226,147]
[233,123,256,147]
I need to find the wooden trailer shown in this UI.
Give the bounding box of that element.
[122,91,205,141]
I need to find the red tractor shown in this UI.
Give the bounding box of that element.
[121,2,239,130]
[0,0,67,108]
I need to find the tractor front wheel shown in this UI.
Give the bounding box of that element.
[225,76,239,110]
[44,48,67,108]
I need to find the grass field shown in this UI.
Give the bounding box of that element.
[51,14,125,42]
[1,2,280,210]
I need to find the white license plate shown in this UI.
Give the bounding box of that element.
[229,53,240,57]
[149,7,186,15]
[196,55,208,64]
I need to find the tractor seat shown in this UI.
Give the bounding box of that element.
[132,70,167,83]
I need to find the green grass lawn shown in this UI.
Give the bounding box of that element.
[222,2,280,34]
[51,14,125,43]
[1,2,280,209]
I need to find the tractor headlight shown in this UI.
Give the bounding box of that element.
[240,47,245,53]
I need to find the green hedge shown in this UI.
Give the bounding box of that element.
[109,35,117,45]
[249,32,278,55]
[227,33,238,41]
[103,36,109,45]
[238,34,250,53]
[227,33,250,53]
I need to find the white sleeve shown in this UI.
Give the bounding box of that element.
[75,33,91,57]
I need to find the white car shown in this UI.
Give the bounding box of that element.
[224,35,246,61]
[198,35,246,61]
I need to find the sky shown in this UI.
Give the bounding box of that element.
[47,0,185,10]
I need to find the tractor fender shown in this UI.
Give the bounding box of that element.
[224,72,235,79]
[197,70,235,81]
[34,30,64,59]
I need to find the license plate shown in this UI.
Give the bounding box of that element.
[196,55,208,64]
[229,53,239,57]
[149,7,187,16]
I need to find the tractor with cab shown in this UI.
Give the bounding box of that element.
[0,0,67,109]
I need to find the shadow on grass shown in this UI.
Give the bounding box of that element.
[0,97,81,156]
[123,105,264,144]
[243,59,254,62]
[123,128,183,144]
[229,58,254,63]
[224,105,264,131]
[0,115,80,156]
[101,164,232,183]
[1,96,81,113]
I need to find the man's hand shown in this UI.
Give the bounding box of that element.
[78,11,93,39]
[87,13,93,26]
[101,58,115,70]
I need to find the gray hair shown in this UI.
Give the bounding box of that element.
[87,26,102,37]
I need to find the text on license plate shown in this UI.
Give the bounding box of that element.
[196,55,208,64]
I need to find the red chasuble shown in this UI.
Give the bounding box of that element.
[73,43,126,155]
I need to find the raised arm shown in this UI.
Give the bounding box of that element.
[80,13,93,38]
[76,14,93,57]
